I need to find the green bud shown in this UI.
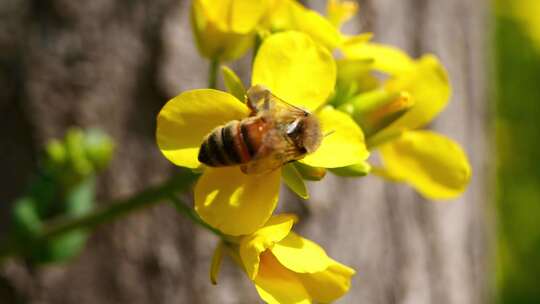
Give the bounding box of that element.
[45,139,67,166]
[282,163,308,199]
[82,129,115,171]
[294,162,326,181]
[329,161,371,177]
[45,128,114,179]
[221,66,246,102]
[338,89,414,137]
[65,128,93,177]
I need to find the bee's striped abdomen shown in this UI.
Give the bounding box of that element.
[198,120,257,167]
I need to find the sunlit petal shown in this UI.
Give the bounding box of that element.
[157,89,249,169]
[342,42,416,75]
[254,251,311,304]
[383,54,451,132]
[240,214,297,279]
[197,0,269,33]
[301,107,369,168]
[272,232,332,274]
[297,261,356,303]
[194,167,281,236]
[379,130,472,200]
[252,31,336,111]
[191,0,255,60]
[327,0,359,28]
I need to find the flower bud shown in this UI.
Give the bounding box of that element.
[294,162,327,181]
[339,89,414,137]
[329,161,371,177]
[191,0,267,61]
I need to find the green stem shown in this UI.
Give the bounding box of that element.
[169,194,224,238]
[208,58,219,89]
[0,170,198,259]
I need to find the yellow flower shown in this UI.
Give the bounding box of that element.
[157,31,368,235]
[191,0,270,61]
[342,42,472,200]
[326,0,359,29]
[191,0,361,61]
[214,214,355,303]
[267,0,343,50]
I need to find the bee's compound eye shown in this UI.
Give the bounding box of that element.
[286,119,302,135]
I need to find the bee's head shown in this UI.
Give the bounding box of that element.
[286,112,322,155]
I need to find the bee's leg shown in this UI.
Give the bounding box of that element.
[262,91,272,111]
[247,97,257,114]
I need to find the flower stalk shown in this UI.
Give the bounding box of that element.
[0,170,198,261]
[169,194,225,238]
[208,58,220,89]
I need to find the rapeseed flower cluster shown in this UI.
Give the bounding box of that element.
[156,1,471,302]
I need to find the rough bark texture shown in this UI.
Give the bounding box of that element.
[0,0,489,303]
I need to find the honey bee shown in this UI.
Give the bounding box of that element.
[198,85,322,174]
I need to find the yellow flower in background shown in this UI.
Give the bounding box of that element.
[342,42,472,200]
[267,0,342,49]
[268,0,367,50]
[213,214,355,303]
[157,31,368,235]
[191,0,270,61]
[191,0,360,61]
[326,0,359,29]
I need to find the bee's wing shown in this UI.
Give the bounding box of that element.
[242,85,309,175]
[240,128,302,175]
[247,85,308,123]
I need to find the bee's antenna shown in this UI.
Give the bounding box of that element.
[324,130,336,138]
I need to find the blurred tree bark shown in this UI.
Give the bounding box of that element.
[0,0,489,303]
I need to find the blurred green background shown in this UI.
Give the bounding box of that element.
[494,0,540,303]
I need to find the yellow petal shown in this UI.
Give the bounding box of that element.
[297,261,356,303]
[379,131,472,200]
[288,1,342,49]
[327,0,359,28]
[197,0,269,33]
[342,42,416,75]
[194,167,281,236]
[210,242,225,285]
[240,214,298,279]
[156,89,249,168]
[267,0,342,49]
[383,54,451,132]
[301,107,369,168]
[191,1,255,61]
[272,232,332,274]
[252,31,336,111]
[254,251,311,304]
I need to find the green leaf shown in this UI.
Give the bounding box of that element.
[329,161,372,177]
[221,66,246,102]
[37,231,88,264]
[12,197,42,240]
[83,129,115,171]
[282,163,309,199]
